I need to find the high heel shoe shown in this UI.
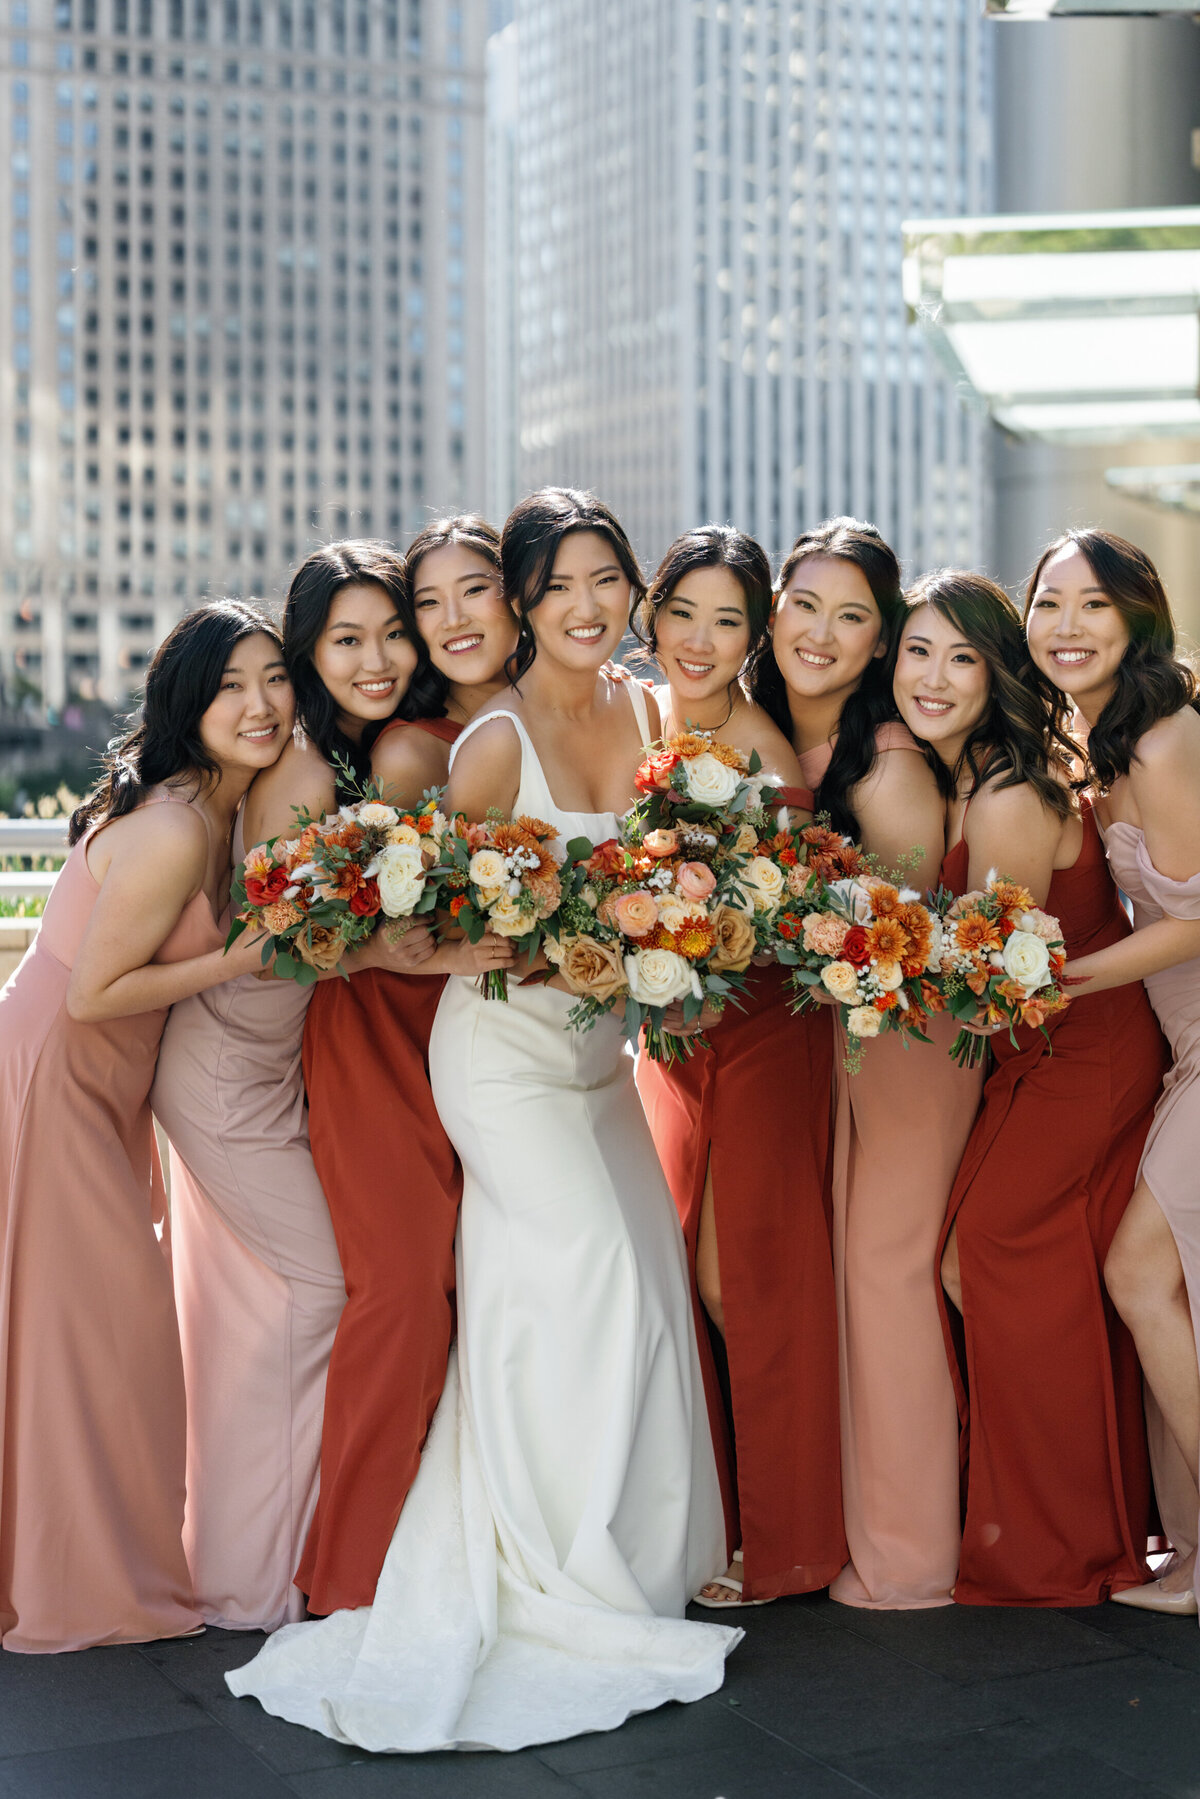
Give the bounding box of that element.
[1110,1578,1198,1616]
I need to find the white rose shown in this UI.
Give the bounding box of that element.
[827,878,874,924]
[821,960,861,1004]
[486,891,531,937]
[741,855,786,914]
[387,822,422,848]
[846,1004,883,1038]
[874,959,903,991]
[376,842,427,917]
[623,947,699,1006]
[1001,929,1052,993]
[656,891,704,934]
[468,847,508,889]
[356,802,398,830]
[680,752,741,809]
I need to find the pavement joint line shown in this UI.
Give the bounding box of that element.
[131,1639,314,1789]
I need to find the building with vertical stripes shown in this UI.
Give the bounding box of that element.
[510,0,992,575]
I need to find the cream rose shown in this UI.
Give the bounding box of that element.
[680,752,740,808]
[387,822,422,848]
[733,821,759,856]
[874,960,904,992]
[486,891,532,937]
[556,935,628,1004]
[709,904,756,973]
[740,855,786,914]
[376,842,427,917]
[356,802,399,830]
[1001,929,1052,992]
[821,960,861,1004]
[655,891,703,935]
[624,947,699,1006]
[924,916,945,973]
[845,1004,883,1038]
[468,847,508,889]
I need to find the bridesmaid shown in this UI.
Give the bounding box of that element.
[296,518,517,1616]
[747,518,981,1609]
[151,545,438,1631]
[0,601,290,1651]
[1025,529,1200,1614]
[633,525,844,1605]
[895,568,1167,1607]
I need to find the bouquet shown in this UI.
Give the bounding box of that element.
[227,790,449,986]
[774,867,946,1070]
[438,811,563,998]
[933,873,1069,1067]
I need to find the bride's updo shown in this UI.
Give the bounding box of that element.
[500,487,645,682]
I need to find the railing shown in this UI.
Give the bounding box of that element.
[0,818,70,902]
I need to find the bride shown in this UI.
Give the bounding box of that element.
[227,489,740,1752]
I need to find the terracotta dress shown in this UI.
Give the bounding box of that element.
[635,784,845,1601]
[0,799,211,1652]
[1100,821,1200,1578]
[801,725,984,1609]
[939,801,1168,1606]
[151,812,347,1632]
[296,716,461,1615]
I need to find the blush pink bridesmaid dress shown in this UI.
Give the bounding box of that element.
[800,724,984,1608]
[1102,820,1200,1580]
[0,798,210,1652]
[152,810,346,1632]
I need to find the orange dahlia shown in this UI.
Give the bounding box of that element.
[954,912,1002,956]
[991,877,1034,913]
[865,916,907,962]
[676,919,717,961]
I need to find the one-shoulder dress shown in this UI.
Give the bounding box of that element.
[226,680,738,1751]
[0,798,211,1651]
[151,809,346,1631]
[939,802,1168,1606]
[296,715,462,1615]
[636,782,845,1601]
[1102,820,1200,1576]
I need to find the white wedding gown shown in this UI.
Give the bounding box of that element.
[227,682,740,1752]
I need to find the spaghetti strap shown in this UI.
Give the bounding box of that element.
[623,676,653,747]
[448,709,558,820]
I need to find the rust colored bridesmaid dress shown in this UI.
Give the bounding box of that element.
[295,716,461,1615]
[939,800,1168,1607]
[801,727,983,1609]
[635,784,846,1602]
[0,799,211,1651]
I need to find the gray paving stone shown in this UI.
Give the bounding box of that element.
[819,1600,1133,1684]
[0,1646,201,1758]
[1058,1603,1200,1675]
[568,1738,866,1799]
[287,1748,583,1796]
[0,1724,295,1798]
[536,1693,759,1774]
[828,1719,1174,1799]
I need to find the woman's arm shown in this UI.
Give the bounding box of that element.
[852,749,946,893]
[67,806,269,1022]
[443,717,523,820]
[243,735,336,850]
[371,727,451,814]
[961,781,1062,909]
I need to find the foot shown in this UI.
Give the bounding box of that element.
[698,1555,744,1606]
[1159,1549,1196,1596]
[1111,1551,1199,1616]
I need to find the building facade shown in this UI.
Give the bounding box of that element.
[509,0,993,575]
[0,0,486,712]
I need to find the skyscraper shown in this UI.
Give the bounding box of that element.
[509,0,992,573]
[0,0,486,711]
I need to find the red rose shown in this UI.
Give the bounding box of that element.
[244,866,290,907]
[634,749,681,795]
[842,925,870,967]
[349,879,381,917]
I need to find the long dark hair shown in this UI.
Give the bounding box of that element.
[500,487,645,682]
[897,569,1074,819]
[636,525,772,712]
[400,513,505,718]
[1024,528,1198,792]
[69,600,282,844]
[283,539,435,794]
[746,517,904,838]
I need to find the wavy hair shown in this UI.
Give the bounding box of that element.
[635,525,772,715]
[69,600,282,844]
[1024,528,1198,792]
[500,488,645,683]
[897,569,1074,819]
[282,539,434,795]
[746,517,904,838]
[400,514,505,718]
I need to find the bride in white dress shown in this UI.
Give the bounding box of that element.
[226,490,740,1752]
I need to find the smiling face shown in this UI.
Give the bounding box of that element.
[771,554,887,707]
[654,564,751,709]
[893,604,991,768]
[528,528,631,672]
[410,541,516,690]
[1025,544,1132,719]
[310,580,418,736]
[198,630,294,774]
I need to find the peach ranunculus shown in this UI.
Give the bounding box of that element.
[642,828,680,859]
[821,960,861,1004]
[802,912,850,957]
[677,860,717,902]
[708,903,756,974]
[613,888,659,937]
[296,923,345,970]
[555,935,629,1004]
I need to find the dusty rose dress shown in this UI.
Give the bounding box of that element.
[151,812,346,1632]
[801,724,984,1608]
[0,801,211,1652]
[1102,820,1200,1576]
